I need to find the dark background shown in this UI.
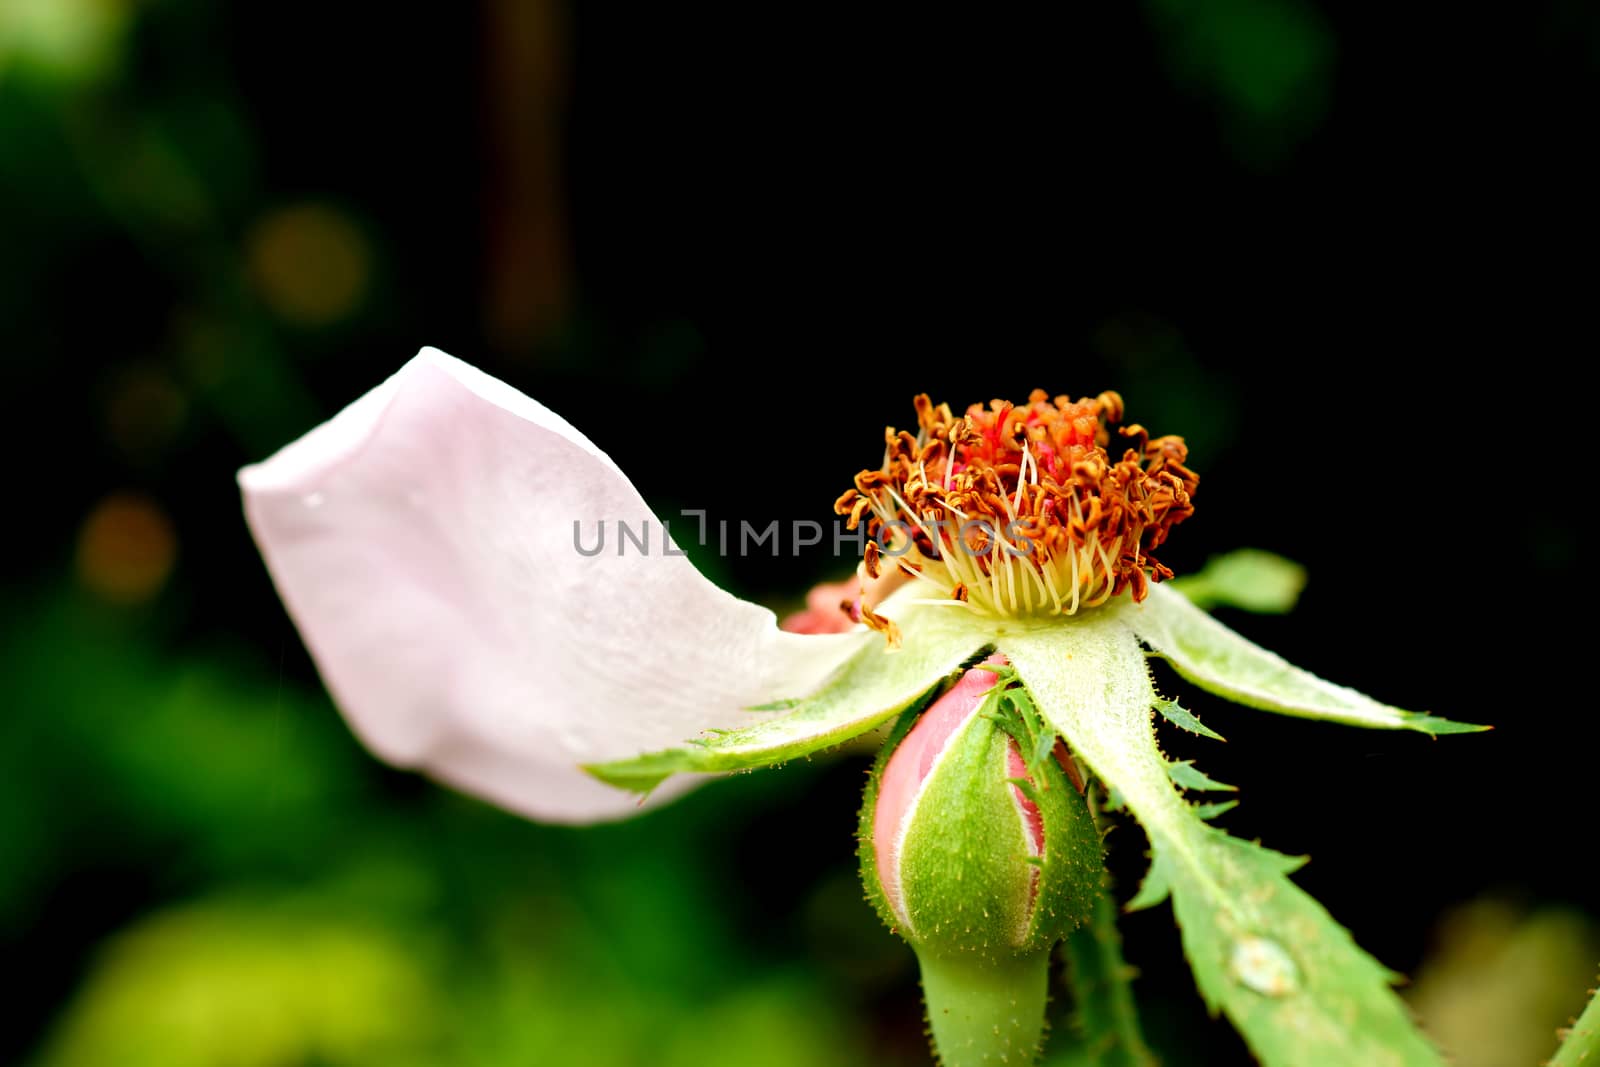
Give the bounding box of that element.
[2,3,1594,1064]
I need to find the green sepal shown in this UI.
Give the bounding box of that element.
[1165,759,1235,793]
[1126,858,1171,913]
[982,667,1066,782]
[1059,876,1158,1067]
[586,604,986,793]
[744,697,802,712]
[1162,830,1447,1067]
[894,691,1099,958]
[1551,974,1600,1067]
[1191,799,1240,822]
[581,748,700,795]
[1126,585,1488,736]
[1002,615,1449,1067]
[1155,698,1225,742]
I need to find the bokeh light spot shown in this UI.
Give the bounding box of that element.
[105,367,188,460]
[76,491,177,605]
[0,0,132,86]
[246,203,370,327]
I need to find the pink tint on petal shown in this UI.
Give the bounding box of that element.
[1005,742,1045,856]
[807,578,854,614]
[778,565,918,636]
[1005,739,1045,915]
[779,578,858,634]
[872,653,1008,927]
[777,609,849,635]
[238,348,868,824]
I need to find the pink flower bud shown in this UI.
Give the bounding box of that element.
[872,655,1045,931]
[861,654,1099,958]
[859,653,1102,1067]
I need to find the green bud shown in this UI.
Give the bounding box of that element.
[860,657,1102,1065]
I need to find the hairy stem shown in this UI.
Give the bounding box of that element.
[919,947,1051,1067]
[1060,881,1157,1067]
[1551,974,1600,1067]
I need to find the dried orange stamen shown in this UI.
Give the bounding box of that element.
[834,390,1197,619]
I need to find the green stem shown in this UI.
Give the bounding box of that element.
[918,947,1051,1067]
[1551,974,1600,1067]
[1060,882,1156,1067]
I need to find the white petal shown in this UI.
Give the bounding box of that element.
[240,348,866,822]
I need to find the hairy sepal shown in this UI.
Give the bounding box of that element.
[1002,615,1448,1067]
[586,602,987,794]
[859,681,1100,960]
[1125,584,1487,736]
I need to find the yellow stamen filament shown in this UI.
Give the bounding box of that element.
[835,390,1198,621]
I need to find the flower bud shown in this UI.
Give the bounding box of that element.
[860,654,1101,1066]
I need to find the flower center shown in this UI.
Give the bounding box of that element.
[835,389,1198,621]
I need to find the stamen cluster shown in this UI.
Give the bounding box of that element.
[834,390,1198,620]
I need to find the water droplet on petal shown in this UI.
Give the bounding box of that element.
[302,491,325,509]
[1231,935,1298,997]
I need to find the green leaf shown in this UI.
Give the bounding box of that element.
[586,605,987,793]
[1166,760,1236,793]
[1003,617,1447,1067]
[1126,584,1488,735]
[1169,549,1307,615]
[1155,698,1225,741]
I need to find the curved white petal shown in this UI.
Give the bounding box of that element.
[240,347,867,822]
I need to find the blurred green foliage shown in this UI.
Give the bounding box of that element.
[35,887,869,1067]
[6,592,904,1066]
[1141,0,1332,164]
[0,0,132,87]
[1408,900,1600,1067]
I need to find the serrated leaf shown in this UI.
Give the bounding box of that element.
[586,605,987,793]
[1003,616,1447,1067]
[1166,760,1236,793]
[1166,831,1445,1067]
[1125,584,1488,736]
[1169,549,1307,615]
[1155,698,1226,741]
